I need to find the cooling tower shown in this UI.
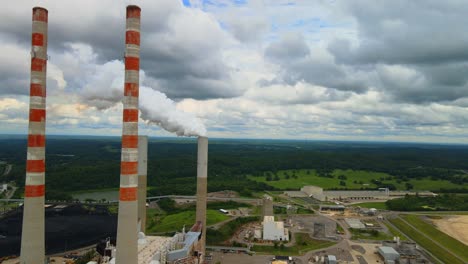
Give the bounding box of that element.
[138,135,148,233]
[20,7,48,264]
[115,5,141,264]
[196,136,208,260]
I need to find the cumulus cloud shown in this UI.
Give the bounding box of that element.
[263,32,369,93]
[1,1,468,143]
[329,0,468,65]
[0,0,243,100]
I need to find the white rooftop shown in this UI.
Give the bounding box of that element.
[345,218,366,229]
[138,235,173,264]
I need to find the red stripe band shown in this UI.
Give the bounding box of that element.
[25,184,45,197]
[123,109,138,122]
[125,57,139,71]
[28,135,45,147]
[122,135,138,148]
[26,160,45,173]
[124,83,139,97]
[121,161,138,174]
[31,58,46,72]
[33,8,48,23]
[120,187,137,201]
[32,33,44,47]
[126,6,141,18]
[30,83,45,97]
[30,109,46,122]
[126,30,140,45]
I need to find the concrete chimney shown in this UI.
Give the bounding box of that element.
[20,7,48,264]
[196,136,208,260]
[137,135,148,233]
[115,5,140,264]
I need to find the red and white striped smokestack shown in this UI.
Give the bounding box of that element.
[196,136,208,260]
[115,5,141,264]
[20,7,48,264]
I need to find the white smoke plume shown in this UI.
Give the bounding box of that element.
[139,87,207,137]
[81,60,207,137]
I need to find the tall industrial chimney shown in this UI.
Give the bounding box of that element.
[20,7,48,264]
[115,5,141,264]
[137,135,148,233]
[196,136,208,260]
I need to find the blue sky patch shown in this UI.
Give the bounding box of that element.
[182,0,191,7]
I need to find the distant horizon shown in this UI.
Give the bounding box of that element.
[1,133,467,147]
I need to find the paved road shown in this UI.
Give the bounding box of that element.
[210,216,238,230]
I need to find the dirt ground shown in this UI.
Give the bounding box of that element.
[348,241,382,264]
[433,215,468,246]
[209,252,278,264]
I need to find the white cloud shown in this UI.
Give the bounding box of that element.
[0,1,468,143]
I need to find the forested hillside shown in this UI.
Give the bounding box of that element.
[0,136,467,197]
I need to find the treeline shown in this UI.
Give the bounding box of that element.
[386,194,468,211]
[1,137,467,196]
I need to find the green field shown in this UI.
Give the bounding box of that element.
[389,216,464,264]
[352,202,388,210]
[248,169,461,191]
[252,233,335,255]
[146,209,230,233]
[382,221,408,241]
[401,215,468,261]
[417,211,468,215]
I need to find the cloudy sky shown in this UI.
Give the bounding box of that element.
[1,0,468,143]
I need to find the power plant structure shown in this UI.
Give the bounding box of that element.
[195,136,208,260]
[115,5,141,264]
[18,5,209,264]
[21,6,48,264]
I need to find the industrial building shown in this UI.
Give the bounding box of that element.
[101,137,209,264]
[344,218,366,229]
[285,185,436,202]
[260,195,289,241]
[262,216,289,241]
[326,255,337,264]
[377,246,400,264]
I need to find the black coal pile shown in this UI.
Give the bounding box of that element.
[0,204,117,257]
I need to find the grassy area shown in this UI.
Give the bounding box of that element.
[336,223,344,234]
[401,214,468,261]
[252,233,335,255]
[416,211,468,215]
[389,217,464,264]
[248,169,460,191]
[0,202,21,211]
[382,221,408,241]
[108,205,118,214]
[207,201,252,210]
[352,202,388,210]
[147,209,230,233]
[349,228,393,241]
[297,207,314,214]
